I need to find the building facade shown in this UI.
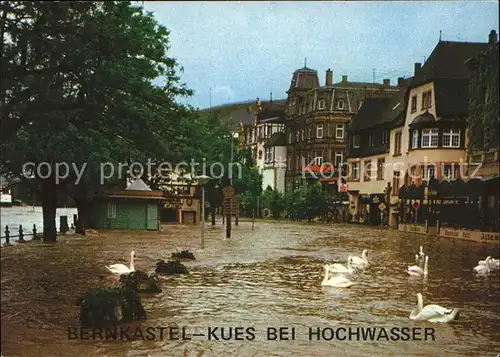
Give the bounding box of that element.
[238,98,287,192]
[346,79,411,224]
[284,66,402,192]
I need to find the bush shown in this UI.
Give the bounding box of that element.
[77,287,146,328]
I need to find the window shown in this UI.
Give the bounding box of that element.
[352,162,360,180]
[392,171,401,196]
[412,130,419,148]
[337,100,344,110]
[301,129,305,141]
[443,164,458,180]
[410,166,418,183]
[394,131,402,155]
[352,134,360,148]
[411,95,417,113]
[107,202,116,219]
[377,158,385,180]
[308,127,312,140]
[296,131,300,143]
[422,166,436,181]
[442,129,460,147]
[336,124,344,139]
[382,130,389,144]
[421,128,439,147]
[288,132,292,144]
[318,99,326,110]
[334,152,343,167]
[368,134,374,147]
[265,147,273,163]
[314,152,324,165]
[422,90,432,109]
[364,160,372,181]
[316,124,324,139]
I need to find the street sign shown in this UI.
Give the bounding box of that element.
[378,203,386,211]
[413,201,420,209]
[223,186,235,199]
[222,198,238,215]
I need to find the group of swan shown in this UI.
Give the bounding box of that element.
[473,256,500,275]
[322,249,368,288]
[106,251,136,275]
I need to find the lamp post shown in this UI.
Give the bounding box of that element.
[196,175,211,249]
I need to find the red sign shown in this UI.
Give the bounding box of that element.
[302,164,335,173]
[339,184,348,192]
[412,201,420,209]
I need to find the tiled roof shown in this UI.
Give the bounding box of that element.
[348,78,413,131]
[264,132,287,148]
[348,98,392,131]
[434,78,470,118]
[412,41,488,88]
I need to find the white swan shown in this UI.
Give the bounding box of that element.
[408,255,429,276]
[418,245,425,258]
[478,256,500,269]
[473,261,490,275]
[321,265,356,288]
[106,251,135,275]
[409,293,459,323]
[349,249,368,266]
[329,257,355,274]
[414,254,420,264]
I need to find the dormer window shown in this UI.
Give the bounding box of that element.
[318,99,326,110]
[338,100,345,110]
[381,130,389,144]
[368,134,374,147]
[352,134,360,148]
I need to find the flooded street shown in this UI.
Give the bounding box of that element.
[1,221,499,357]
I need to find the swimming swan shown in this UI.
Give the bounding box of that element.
[478,256,500,269]
[106,251,135,275]
[349,250,368,266]
[328,259,355,274]
[473,261,490,275]
[321,265,356,288]
[418,245,425,258]
[408,255,429,276]
[409,293,459,323]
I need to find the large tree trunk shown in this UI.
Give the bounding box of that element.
[75,198,89,235]
[41,176,58,242]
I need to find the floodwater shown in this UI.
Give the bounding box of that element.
[0,206,78,243]
[1,220,499,357]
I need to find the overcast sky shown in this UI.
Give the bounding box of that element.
[141,1,499,109]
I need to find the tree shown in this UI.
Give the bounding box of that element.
[1,2,192,240]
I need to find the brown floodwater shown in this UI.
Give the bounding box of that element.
[1,221,499,357]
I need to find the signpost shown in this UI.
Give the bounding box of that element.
[222,186,236,238]
[413,201,420,224]
[378,203,386,228]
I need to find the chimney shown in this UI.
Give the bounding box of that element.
[270,92,273,103]
[383,79,390,87]
[397,77,405,87]
[341,75,348,83]
[414,63,422,76]
[326,69,333,86]
[489,29,498,44]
